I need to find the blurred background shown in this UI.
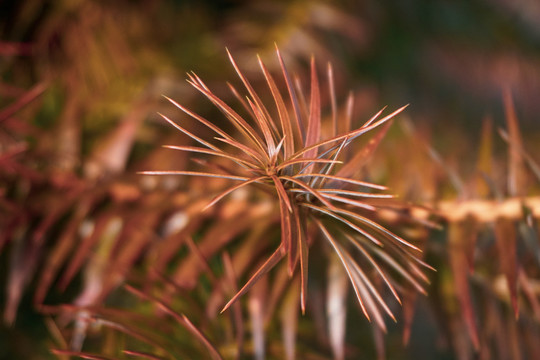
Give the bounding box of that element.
[2,0,540,182]
[1,0,540,359]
